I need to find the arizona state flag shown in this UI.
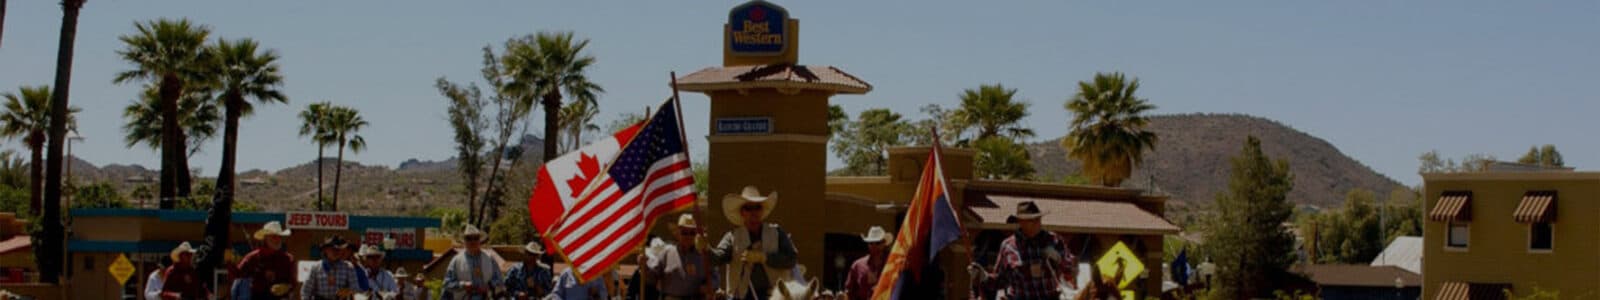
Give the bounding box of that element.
[871,136,964,300]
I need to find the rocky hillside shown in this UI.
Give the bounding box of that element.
[1029,113,1403,208]
[66,135,549,216]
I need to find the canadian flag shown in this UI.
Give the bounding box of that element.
[529,122,643,236]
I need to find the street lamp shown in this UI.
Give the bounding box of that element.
[64,130,83,208]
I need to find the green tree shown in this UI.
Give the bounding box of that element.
[501,31,603,163]
[323,106,367,211]
[1517,144,1564,167]
[70,182,127,209]
[1202,136,1295,299]
[113,18,211,209]
[487,205,532,244]
[972,136,1034,180]
[952,84,1034,144]
[559,99,601,152]
[831,108,911,176]
[1304,189,1384,263]
[298,102,335,210]
[475,45,525,226]
[607,112,646,133]
[122,85,219,158]
[827,104,847,137]
[197,37,286,282]
[1,86,77,215]
[1063,72,1158,187]
[0,150,31,214]
[130,184,154,208]
[436,77,487,229]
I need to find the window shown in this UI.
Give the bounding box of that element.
[1530,222,1553,252]
[1447,222,1469,249]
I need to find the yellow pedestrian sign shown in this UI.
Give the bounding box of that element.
[1095,241,1144,289]
[109,254,136,286]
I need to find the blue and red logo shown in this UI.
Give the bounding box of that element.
[729,1,786,55]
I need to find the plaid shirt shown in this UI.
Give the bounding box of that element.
[301,260,361,300]
[980,231,1076,300]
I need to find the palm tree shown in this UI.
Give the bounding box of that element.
[40,0,87,285]
[558,99,600,152]
[1,0,8,48]
[501,31,603,162]
[122,85,220,158]
[1,86,77,215]
[297,102,335,210]
[113,18,211,209]
[196,37,285,284]
[954,84,1034,144]
[323,106,366,211]
[1062,72,1158,187]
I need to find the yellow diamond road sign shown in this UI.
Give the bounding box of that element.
[1095,241,1144,289]
[109,254,136,286]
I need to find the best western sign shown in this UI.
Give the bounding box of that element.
[286,211,349,230]
[728,1,787,56]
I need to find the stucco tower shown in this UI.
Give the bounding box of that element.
[675,0,871,275]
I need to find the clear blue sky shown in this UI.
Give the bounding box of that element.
[2,1,1597,186]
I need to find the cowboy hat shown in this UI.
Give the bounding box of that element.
[459,223,486,242]
[523,242,545,255]
[394,267,410,278]
[170,242,197,261]
[671,214,700,230]
[357,244,386,258]
[861,226,893,244]
[1005,200,1048,223]
[253,221,292,240]
[722,186,777,225]
[320,235,351,250]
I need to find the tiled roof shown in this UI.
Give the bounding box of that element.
[676,64,871,94]
[1513,191,1556,223]
[0,235,29,255]
[1428,192,1472,222]
[970,195,1179,235]
[1293,264,1420,288]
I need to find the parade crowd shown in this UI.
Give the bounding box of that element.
[138,186,1106,300]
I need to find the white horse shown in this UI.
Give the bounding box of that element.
[768,277,821,300]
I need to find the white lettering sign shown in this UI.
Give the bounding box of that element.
[285,211,349,230]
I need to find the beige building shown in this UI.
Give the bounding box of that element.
[1423,171,1596,299]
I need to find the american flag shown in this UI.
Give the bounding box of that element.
[548,96,696,282]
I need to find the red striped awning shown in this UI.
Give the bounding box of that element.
[1428,192,1472,222]
[1513,191,1557,223]
[1435,281,1510,300]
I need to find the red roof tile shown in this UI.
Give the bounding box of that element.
[971,195,1179,235]
[676,64,871,94]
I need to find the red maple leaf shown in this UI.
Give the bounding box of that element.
[565,153,602,198]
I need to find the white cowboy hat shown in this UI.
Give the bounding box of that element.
[253,221,292,240]
[357,245,386,258]
[170,242,197,261]
[722,186,777,225]
[671,214,700,230]
[861,226,893,244]
[459,223,486,242]
[523,242,545,255]
[643,237,669,264]
[394,267,410,278]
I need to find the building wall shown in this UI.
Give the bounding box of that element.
[1423,174,1600,299]
[702,88,836,279]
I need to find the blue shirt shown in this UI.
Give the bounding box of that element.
[505,262,554,298]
